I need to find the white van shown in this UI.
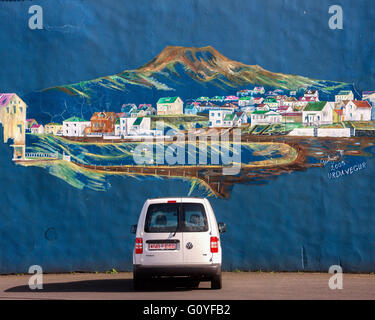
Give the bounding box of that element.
[131,197,226,290]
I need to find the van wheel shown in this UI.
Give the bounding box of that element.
[133,276,144,291]
[211,273,222,290]
[189,280,200,288]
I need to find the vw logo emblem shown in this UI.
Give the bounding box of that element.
[186,242,193,250]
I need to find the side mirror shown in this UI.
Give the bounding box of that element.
[218,222,226,234]
[130,225,137,234]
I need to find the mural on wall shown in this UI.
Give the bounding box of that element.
[1,46,374,198]
[1,0,375,274]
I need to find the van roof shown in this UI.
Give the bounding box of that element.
[146,197,207,203]
[147,197,206,200]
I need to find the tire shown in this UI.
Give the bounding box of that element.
[133,271,145,291]
[133,277,144,291]
[189,280,200,288]
[211,272,222,290]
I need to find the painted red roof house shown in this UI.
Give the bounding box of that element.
[225,96,239,101]
[30,124,44,134]
[256,103,270,111]
[277,105,293,113]
[26,119,38,129]
[353,100,372,109]
[343,100,372,121]
[253,97,264,104]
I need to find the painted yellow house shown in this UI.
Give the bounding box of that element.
[45,123,63,135]
[0,93,27,159]
[156,97,183,115]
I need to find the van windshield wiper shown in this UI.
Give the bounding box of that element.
[172,205,180,237]
[172,227,178,237]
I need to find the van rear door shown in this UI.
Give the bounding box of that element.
[181,202,212,264]
[141,200,184,265]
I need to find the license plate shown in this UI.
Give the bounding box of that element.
[149,243,176,250]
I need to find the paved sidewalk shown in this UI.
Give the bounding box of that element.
[0,272,374,300]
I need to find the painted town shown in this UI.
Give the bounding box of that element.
[1,46,375,197]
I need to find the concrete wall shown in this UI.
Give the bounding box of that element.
[317,128,351,138]
[288,128,315,136]
[289,128,352,137]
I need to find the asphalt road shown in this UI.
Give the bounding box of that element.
[0,272,374,300]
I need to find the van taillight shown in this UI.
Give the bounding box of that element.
[167,200,177,203]
[135,238,143,254]
[210,237,219,253]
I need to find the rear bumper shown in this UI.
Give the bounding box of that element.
[134,263,221,279]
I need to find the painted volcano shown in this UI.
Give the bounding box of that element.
[24,45,353,123]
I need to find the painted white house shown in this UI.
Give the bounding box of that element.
[284,97,298,108]
[120,117,152,136]
[62,116,91,137]
[235,112,248,126]
[238,96,254,107]
[209,109,234,127]
[256,104,270,111]
[335,90,354,103]
[222,113,238,127]
[250,110,282,125]
[343,100,372,121]
[265,111,282,124]
[263,97,278,110]
[240,106,256,114]
[302,101,334,126]
[296,96,319,108]
[31,124,44,134]
[157,96,183,115]
[274,95,288,106]
[115,118,121,136]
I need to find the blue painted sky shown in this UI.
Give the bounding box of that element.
[0,0,374,94]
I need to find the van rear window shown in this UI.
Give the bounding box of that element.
[144,203,208,233]
[181,203,208,232]
[144,203,179,233]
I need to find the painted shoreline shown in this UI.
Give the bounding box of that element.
[16,141,301,198]
[15,134,375,197]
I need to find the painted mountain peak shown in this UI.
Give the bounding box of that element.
[25,45,353,123]
[135,45,315,87]
[48,45,325,94]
